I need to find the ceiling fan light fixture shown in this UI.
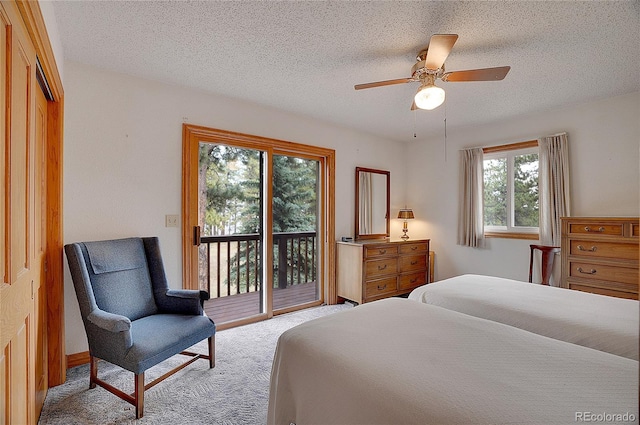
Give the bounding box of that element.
[414,84,445,110]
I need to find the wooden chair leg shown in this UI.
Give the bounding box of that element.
[88,342,213,420]
[528,246,535,283]
[541,250,556,286]
[134,372,144,419]
[89,356,98,389]
[208,336,215,368]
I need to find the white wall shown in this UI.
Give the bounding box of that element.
[62,59,639,354]
[405,92,640,283]
[62,61,408,354]
[39,0,64,81]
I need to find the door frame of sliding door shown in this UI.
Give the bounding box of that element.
[181,124,336,328]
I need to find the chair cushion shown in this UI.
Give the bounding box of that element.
[123,314,216,374]
[84,238,158,320]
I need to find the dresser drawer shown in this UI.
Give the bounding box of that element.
[568,282,638,300]
[399,242,428,255]
[399,255,426,272]
[365,277,397,298]
[567,221,623,237]
[365,258,397,277]
[632,223,640,237]
[568,260,638,286]
[399,271,426,290]
[364,245,398,258]
[569,240,638,261]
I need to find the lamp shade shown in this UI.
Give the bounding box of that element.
[414,84,445,110]
[397,209,415,220]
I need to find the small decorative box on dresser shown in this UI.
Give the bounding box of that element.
[336,239,430,304]
[561,217,639,300]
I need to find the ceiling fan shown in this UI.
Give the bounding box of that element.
[354,34,510,111]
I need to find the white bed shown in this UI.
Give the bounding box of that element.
[409,274,639,360]
[267,298,638,425]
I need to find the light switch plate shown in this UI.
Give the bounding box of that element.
[165,214,179,227]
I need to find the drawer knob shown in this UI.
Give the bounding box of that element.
[378,249,387,254]
[410,260,418,265]
[577,267,597,275]
[410,278,418,283]
[577,245,597,252]
[377,284,387,290]
[584,226,605,233]
[377,264,387,271]
[411,246,418,251]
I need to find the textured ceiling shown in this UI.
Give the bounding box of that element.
[51,1,639,142]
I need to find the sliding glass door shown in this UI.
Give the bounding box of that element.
[271,154,320,311]
[182,125,333,330]
[197,144,265,321]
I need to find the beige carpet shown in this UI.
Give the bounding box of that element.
[39,303,352,425]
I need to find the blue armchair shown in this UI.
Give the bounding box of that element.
[65,237,216,418]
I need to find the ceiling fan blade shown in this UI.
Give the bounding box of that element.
[441,66,511,82]
[354,78,413,90]
[425,34,458,70]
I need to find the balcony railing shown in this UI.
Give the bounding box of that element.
[199,231,317,299]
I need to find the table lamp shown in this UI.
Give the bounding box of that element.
[397,208,415,240]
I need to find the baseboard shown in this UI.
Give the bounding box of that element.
[67,351,90,368]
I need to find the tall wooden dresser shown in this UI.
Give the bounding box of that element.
[336,239,430,304]
[561,217,639,299]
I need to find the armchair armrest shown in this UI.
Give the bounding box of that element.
[143,237,210,316]
[87,309,131,332]
[155,289,207,316]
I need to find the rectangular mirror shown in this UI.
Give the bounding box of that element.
[355,167,390,240]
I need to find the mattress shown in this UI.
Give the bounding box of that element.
[267,298,638,425]
[409,274,639,360]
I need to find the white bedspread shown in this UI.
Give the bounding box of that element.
[267,298,638,425]
[409,274,639,360]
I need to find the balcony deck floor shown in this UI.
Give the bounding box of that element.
[204,281,319,325]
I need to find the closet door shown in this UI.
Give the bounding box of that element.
[0,2,43,423]
[34,75,49,419]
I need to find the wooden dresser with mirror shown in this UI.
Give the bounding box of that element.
[337,167,430,304]
[561,217,639,300]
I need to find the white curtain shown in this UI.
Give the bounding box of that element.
[458,148,485,247]
[359,172,373,234]
[538,132,571,246]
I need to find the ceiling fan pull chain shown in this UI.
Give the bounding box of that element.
[413,109,417,138]
[444,103,448,162]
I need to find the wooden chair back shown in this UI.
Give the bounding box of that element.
[529,244,561,285]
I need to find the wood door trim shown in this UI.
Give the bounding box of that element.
[15,1,62,101]
[15,0,66,386]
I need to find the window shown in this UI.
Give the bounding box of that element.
[483,142,539,238]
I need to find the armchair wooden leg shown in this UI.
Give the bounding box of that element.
[89,356,98,389]
[87,342,213,419]
[134,372,144,419]
[208,336,215,368]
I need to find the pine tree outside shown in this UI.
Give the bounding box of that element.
[197,143,319,299]
[513,153,539,227]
